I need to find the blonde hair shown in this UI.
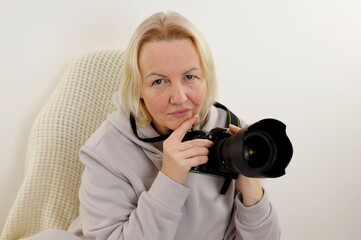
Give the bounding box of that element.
[120,11,217,127]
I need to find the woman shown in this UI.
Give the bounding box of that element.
[35,11,281,240]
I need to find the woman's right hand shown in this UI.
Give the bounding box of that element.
[161,115,213,184]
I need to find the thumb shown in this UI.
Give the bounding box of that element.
[170,115,199,141]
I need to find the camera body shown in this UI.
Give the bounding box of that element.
[182,119,293,179]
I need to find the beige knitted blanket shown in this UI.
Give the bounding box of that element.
[1,50,124,240]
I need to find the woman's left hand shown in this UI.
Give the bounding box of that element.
[228,124,264,207]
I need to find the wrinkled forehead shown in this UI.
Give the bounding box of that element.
[138,39,201,77]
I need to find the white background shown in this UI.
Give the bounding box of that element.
[1,0,361,239]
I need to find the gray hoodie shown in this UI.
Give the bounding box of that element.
[64,94,281,240]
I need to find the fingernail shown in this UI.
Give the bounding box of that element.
[192,115,199,121]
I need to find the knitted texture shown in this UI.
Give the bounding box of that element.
[1,50,124,240]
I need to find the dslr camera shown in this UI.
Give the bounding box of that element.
[182,118,293,179]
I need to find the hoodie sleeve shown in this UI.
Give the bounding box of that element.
[224,190,281,240]
[77,146,190,240]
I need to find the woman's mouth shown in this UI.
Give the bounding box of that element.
[169,109,192,118]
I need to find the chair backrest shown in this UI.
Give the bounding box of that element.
[1,50,124,240]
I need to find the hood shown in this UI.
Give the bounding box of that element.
[107,91,164,169]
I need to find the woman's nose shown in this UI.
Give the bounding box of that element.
[170,83,187,104]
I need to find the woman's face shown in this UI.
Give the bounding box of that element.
[139,38,207,135]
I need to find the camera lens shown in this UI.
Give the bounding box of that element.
[243,130,276,171]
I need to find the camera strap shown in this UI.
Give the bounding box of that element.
[129,102,241,143]
[129,113,172,143]
[212,102,240,195]
[213,102,241,127]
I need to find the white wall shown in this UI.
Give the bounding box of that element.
[1,0,360,239]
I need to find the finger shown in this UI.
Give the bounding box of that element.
[178,139,213,151]
[187,155,209,168]
[227,124,241,135]
[169,115,199,141]
[180,146,209,159]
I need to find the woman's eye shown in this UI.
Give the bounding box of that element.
[152,79,164,85]
[185,75,195,80]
